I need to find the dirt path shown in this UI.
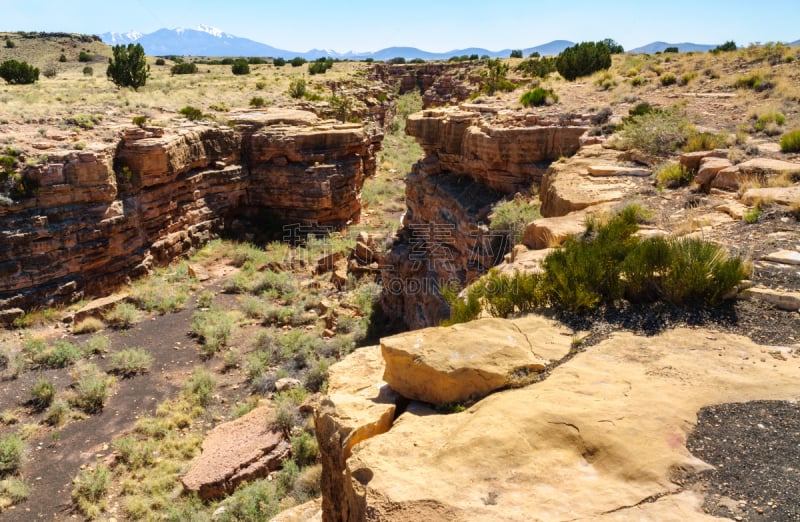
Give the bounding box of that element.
[2,303,205,521]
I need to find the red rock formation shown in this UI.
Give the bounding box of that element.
[368,63,482,108]
[381,107,587,329]
[0,109,382,317]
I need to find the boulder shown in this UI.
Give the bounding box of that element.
[742,185,800,207]
[695,156,732,191]
[381,315,572,406]
[181,405,290,500]
[679,149,728,171]
[338,327,800,520]
[521,212,586,250]
[275,377,302,392]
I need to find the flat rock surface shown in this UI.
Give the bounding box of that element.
[762,249,800,266]
[380,315,572,406]
[351,327,800,521]
[182,405,290,499]
[741,185,800,206]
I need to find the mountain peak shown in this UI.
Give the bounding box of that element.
[194,25,226,38]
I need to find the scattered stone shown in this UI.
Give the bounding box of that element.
[274,377,302,392]
[763,250,800,266]
[0,308,24,326]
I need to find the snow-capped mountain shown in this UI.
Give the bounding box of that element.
[101,31,143,45]
[99,27,575,59]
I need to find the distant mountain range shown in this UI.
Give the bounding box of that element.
[627,41,717,54]
[99,27,800,60]
[100,26,575,60]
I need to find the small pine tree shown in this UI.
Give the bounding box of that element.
[0,60,39,85]
[231,59,250,75]
[556,41,612,81]
[106,43,149,90]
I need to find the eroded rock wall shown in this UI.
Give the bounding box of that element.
[381,107,586,329]
[0,110,381,314]
[369,63,482,108]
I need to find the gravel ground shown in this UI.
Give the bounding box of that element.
[686,401,800,521]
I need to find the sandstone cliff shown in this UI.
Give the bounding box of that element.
[381,106,587,329]
[313,322,800,521]
[0,109,382,315]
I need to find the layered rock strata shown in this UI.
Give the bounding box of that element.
[381,107,586,329]
[0,109,382,314]
[368,63,482,108]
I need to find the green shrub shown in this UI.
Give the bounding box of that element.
[659,238,749,304]
[743,205,762,224]
[78,51,93,62]
[130,277,189,313]
[630,75,645,87]
[481,59,514,95]
[105,302,140,328]
[73,317,104,334]
[290,57,306,67]
[191,308,234,356]
[217,479,281,521]
[44,400,69,426]
[0,434,24,475]
[83,66,94,77]
[38,340,81,369]
[679,72,698,86]
[249,96,266,108]
[291,431,319,467]
[712,41,737,53]
[780,129,800,152]
[4,38,15,49]
[556,41,612,81]
[108,348,153,377]
[183,366,216,407]
[515,56,557,78]
[69,363,113,414]
[82,334,110,355]
[231,59,250,75]
[155,58,166,66]
[0,59,40,84]
[72,463,110,518]
[112,434,155,469]
[617,107,694,156]
[489,198,541,244]
[655,162,693,188]
[754,112,786,134]
[442,282,482,326]
[733,73,773,92]
[273,57,286,67]
[170,62,197,74]
[0,477,31,506]
[659,72,677,86]
[30,376,55,409]
[308,58,333,75]
[683,131,728,152]
[106,43,149,90]
[288,77,306,99]
[519,87,558,107]
[178,106,204,121]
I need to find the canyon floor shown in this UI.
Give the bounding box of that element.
[0,34,799,521]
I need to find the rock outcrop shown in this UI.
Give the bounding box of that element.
[0,109,382,315]
[380,315,572,406]
[381,107,587,329]
[315,325,800,521]
[368,63,482,108]
[181,405,290,500]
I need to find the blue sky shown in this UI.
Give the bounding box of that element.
[3,0,799,52]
